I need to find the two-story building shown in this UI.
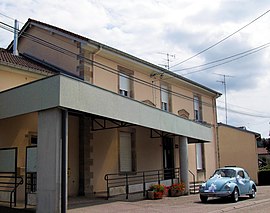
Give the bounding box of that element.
[0,19,220,212]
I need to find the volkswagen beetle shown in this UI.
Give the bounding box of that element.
[199,167,256,203]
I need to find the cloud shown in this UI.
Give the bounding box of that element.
[1,0,270,137]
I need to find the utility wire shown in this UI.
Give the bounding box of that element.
[217,105,270,118]
[1,20,269,119]
[182,44,270,76]
[161,42,269,81]
[0,12,24,24]
[171,42,270,73]
[170,9,270,69]
[0,21,214,109]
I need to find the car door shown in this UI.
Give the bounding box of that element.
[237,170,250,194]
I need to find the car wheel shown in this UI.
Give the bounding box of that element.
[231,188,239,202]
[249,186,256,199]
[200,194,208,203]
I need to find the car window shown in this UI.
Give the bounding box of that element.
[244,171,249,179]
[213,169,236,178]
[238,170,244,178]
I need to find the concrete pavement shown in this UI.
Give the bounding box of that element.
[1,186,270,212]
[68,186,270,213]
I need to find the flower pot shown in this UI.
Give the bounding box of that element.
[169,189,183,197]
[147,191,163,199]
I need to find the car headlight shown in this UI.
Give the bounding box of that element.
[200,182,206,189]
[224,183,231,191]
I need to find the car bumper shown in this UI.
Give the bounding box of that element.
[200,191,232,198]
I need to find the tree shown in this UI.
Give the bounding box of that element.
[262,138,270,153]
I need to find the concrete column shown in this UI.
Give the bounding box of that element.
[79,116,92,196]
[37,108,65,213]
[179,136,189,194]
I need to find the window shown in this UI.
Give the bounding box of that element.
[119,73,130,97]
[238,171,245,178]
[119,131,136,172]
[196,143,204,170]
[161,85,169,111]
[28,132,37,145]
[118,66,134,98]
[194,95,202,121]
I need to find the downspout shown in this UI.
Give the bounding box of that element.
[91,46,102,84]
[13,19,19,56]
[213,96,220,168]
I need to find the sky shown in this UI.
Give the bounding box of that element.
[0,0,270,138]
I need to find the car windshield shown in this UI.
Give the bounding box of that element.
[213,169,236,178]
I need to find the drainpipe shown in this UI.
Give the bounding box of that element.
[13,19,19,56]
[213,96,220,168]
[91,46,102,83]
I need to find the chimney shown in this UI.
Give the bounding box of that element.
[13,19,19,56]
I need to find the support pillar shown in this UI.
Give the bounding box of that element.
[79,116,93,196]
[37,108,68,213]
[179,136,189,194]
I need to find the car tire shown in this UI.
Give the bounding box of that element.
[200,194,208,203]
[231,187,239,202]
[249,186,256,199]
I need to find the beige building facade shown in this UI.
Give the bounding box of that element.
[217,123,260,183]
[0,19,221,212]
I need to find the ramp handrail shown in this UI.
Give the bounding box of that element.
[104,167,180,199]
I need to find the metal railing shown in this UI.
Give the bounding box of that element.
[188,170,196,194]
[104,168,180,199]
[0,174,23,208]
[25,172,37,208]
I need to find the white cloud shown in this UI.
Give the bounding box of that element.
[1,0,270,137]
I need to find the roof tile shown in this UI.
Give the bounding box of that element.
[0,48,56,74]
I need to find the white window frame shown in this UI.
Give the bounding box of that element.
[119,131,136,173]
[194,95,202,121]
[196,143,204,170]
[161,85,169,111]
[119,73,130,97]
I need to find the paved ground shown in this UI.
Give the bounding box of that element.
[68,186,270,213]
[1,186,270,212]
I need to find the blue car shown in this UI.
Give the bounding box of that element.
[199,167,257,203]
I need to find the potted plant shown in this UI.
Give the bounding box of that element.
[168,182,185,197]
[147,184,166,199]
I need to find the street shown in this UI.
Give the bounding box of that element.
[68,186,270,213]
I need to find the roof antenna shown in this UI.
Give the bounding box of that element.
[13,19,19,56]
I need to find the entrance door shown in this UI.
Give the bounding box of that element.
[163,137,174,180]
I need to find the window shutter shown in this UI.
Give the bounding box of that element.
[194,96,199,111]
[161,85,169,103]
[119,73,130,91]
[196,143,203,170]
[120,132,132,172]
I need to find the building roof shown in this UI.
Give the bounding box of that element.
[0,48,56,75]
[257,147,268,155]
[8,18,221,97]
[218,122,261,139]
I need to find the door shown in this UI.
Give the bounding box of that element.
[163,137,174,180]
[237,170,250,194]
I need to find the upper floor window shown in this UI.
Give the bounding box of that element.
[194,95,202,121]
[161,85,169,111]
[119,73,130,97]
[118,66,134,98]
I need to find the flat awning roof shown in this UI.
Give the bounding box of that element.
[0,74,213,142]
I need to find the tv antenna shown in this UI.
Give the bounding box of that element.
[158,53,175,70]
[215,73,234,124]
